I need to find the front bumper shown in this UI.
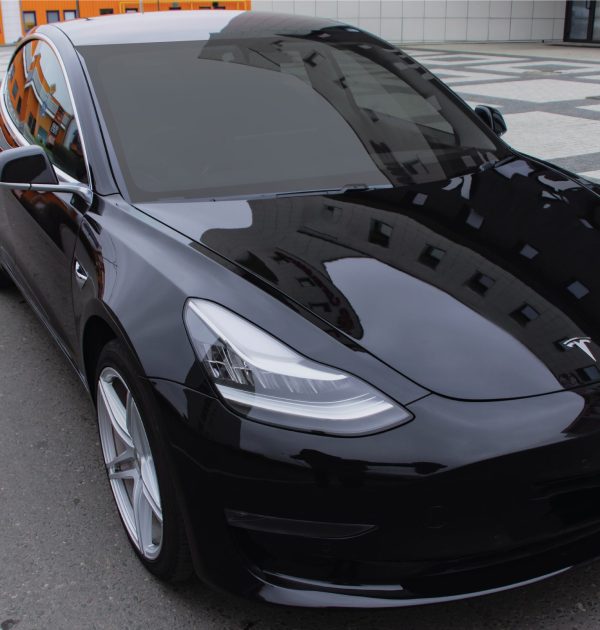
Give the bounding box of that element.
[151,378,600,607]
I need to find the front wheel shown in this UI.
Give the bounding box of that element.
[95,340,193,581]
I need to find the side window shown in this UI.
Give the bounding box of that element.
[4,40,87,183]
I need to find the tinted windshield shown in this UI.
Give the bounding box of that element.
[79,27,508,202]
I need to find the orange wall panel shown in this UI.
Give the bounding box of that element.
[18,0,252,33]
[77,2,123,18]
[21,1,80,30]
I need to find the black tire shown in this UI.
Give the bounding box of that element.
[95,339,193,582]
[0,264,13,288]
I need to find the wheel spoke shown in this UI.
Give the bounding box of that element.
[107,447,138,480]
[127,400,147,458]
[128,401,162,511]
[125,390,135,441]
[98,377,133,448]
[141,476,163,523]
[133,476,155,553]
[106,447,136,471]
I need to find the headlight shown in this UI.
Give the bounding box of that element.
[184,299,412,436]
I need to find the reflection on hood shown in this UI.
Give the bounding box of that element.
[139,156,600,400]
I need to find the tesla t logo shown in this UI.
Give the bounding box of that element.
[562,336,596,362]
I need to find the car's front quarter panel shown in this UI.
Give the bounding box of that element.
[73,196,428,406]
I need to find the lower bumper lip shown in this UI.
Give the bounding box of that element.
[253,567,573,608]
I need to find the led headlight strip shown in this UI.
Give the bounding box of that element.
[184,299,412,436]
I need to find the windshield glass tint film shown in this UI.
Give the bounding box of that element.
[78,24,506,202]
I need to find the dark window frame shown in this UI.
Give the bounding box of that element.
[46,10,60,23]
[564,0,600,42]
[27,113,36,134]
[22,11,37,31]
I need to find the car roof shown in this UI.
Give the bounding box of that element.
[48,10,343,46]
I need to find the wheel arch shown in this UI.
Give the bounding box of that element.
[80,302,144,402]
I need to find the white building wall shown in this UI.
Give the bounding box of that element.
[1,0,23,44]
[251,0,567,43]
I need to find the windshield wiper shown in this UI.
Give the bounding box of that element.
[275,183,393,198]
[185,183,394,203]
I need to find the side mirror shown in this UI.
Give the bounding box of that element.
[474,105,507,137]
[0,145,92,206]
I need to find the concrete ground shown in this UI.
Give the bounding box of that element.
[409,42,600,178]
[2,42,600,630]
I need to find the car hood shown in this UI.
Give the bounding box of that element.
[137,156,600,401]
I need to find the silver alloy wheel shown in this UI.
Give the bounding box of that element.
[97,367,163,560]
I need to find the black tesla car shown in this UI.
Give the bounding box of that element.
[2,9,600,608]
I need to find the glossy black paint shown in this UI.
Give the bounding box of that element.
[138,158,600,401]
[1,11,600,607]
[474,105,507,137]
[0,145,58,184]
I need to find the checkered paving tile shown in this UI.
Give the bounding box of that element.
[410,46,600,177]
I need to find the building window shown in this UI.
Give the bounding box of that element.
[16,96,22,114]
[577,365,600,382]
[63,10,77,20]
[511,303,540,326]
[467,272,495,296]
[27,113,36,135]
[368,219,392,247]
[519,243,539,259]
[419,245,445,270]
[99,8,114,14]
[566,280,590,299]
[125,8,138,12]
[47,10,60,23]
[565,1,600,43]
[22,11,37,32]
[11,81,17,98]
[465,208,484,230]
